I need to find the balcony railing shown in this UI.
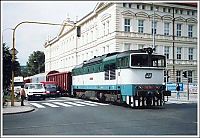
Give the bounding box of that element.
[116,31,197,42]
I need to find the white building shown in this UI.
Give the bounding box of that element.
[44,2,198,84]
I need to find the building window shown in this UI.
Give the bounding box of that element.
[124,43,131,51]
[187,10,190,15]
[124,18,131,32]
[188,25,193,37]
[138,20,144,33]
[168,8,171,13]
[177,47,182,59]
[175,9,178,14]
[163,7,166,12]
[107,21,110,34]
[138,44,144,49]
[150,6,153,11]
[103,47,105,53]
[142,5,145,9]
[137,4,140,9]
[103,23,105,36]
[128,3,132,8]
[176,70,181,83]
[180,10,183,14]
[188,48,193,60]
[188,71,193,83]
[152,21,157,34]
[177,24,182,37]
[123,3,126,7]
[164,46,170,59]
[192,11,195,15]
[164,22,170,35]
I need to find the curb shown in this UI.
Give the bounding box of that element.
[3,107,35,115]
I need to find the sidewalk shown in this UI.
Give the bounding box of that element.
[166,92,198,103]
[3,100,35,115]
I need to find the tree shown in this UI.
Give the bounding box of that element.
[26,51,45,76]
[3,43,21,90]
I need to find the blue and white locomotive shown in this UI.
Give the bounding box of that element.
[72,48,171,108]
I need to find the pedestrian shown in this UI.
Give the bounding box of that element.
[176,83,180,99]
[20,85,26,106]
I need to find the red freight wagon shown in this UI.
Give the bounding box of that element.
[46,71,72,96]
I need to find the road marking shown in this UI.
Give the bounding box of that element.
[52,102,72,107]
[166,100,194,104]
[64,102,86,106]
[47,99,66,102]
[82,101,109,105]
[29,100,109,109]
[74,101,98,106]
[30,103,46,108]
[42,103,59,107]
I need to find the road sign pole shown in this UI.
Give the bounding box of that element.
[187,80,189,101]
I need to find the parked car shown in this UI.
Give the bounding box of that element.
[24,83,46,101]
[41,81,60,97]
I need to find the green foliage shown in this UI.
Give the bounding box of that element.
[3,43,12,90]
[3,43,21,90]
[26,51,45,76]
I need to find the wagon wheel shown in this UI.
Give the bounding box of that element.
[81,94,86,99]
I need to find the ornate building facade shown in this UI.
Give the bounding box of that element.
[44,2,198,84]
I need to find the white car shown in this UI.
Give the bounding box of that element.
[24,83,46,101]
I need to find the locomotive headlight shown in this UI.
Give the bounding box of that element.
[46,91,50,94]
[136,86,142,90]
[159,85,166,90]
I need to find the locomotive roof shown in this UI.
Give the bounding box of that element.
[73,48,155,69]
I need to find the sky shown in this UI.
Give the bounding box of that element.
[2,1,98,66]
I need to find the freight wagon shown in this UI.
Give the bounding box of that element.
[71,47,171,108]
[46,71,72,96]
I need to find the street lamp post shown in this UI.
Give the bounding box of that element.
[153,4,155,49]
[10,21,72,106]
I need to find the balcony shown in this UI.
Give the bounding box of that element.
[175,36,197,43]
[167,59,197,65]
[116,31,197,43]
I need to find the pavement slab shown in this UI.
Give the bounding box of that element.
[3,101,35,115]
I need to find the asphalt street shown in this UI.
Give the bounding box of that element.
[3,97,198,136]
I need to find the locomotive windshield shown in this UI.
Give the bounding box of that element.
[130,54,166,68]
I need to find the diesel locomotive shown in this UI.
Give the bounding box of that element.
[72,47,171,108]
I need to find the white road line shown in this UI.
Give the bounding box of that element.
[82,101,109,105]
[47,100,66,102]
[64,102,86,107]
[52,102,72,107]
[74,101,98,106]
[42,103,59,107]
[166,101,190,104]
[30,103,46,108]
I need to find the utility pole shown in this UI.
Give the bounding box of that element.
[172,7,175,83]
[10,21,72,106]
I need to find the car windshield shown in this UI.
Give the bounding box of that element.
[45,84,57,91]
[29,84,43,89]
[131,54,166,67]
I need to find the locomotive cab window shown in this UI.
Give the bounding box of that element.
[152,55,166,67]
[130,54,166,68]
[131,54,148,67]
